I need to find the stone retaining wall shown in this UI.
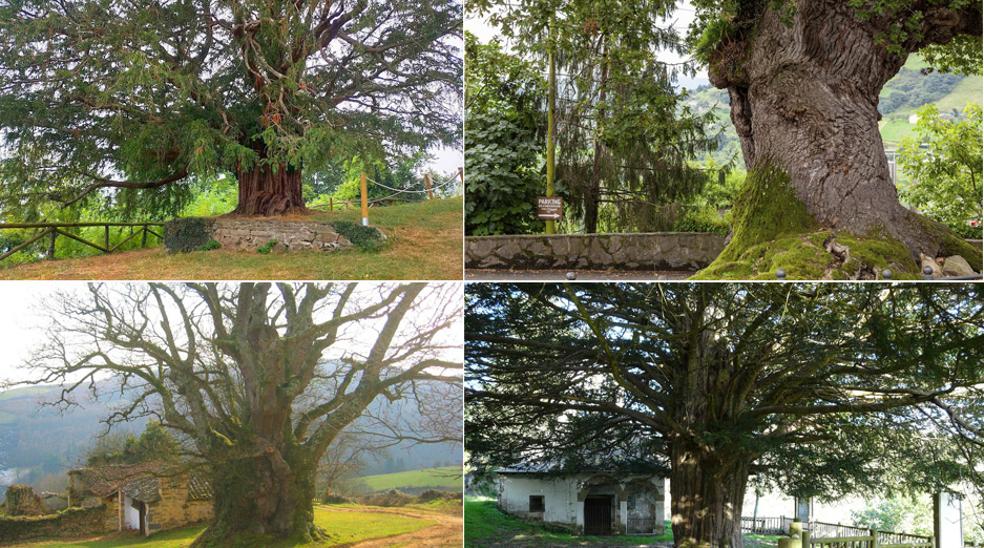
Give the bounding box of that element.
[0,505,109,544]
[165,217,353,253]
[466,233,726,271]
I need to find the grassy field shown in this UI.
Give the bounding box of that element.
[464,498,784,547]
[360,466,461,492]
[0,198,462,280]
[464,497,674,547]
[13,504,435,547]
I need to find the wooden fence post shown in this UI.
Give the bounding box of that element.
[104,225,110,252]
[141,225,148,247]
[801,530,810,548]
[871,529,880,548]
[424,173,434,199]
[329,197,333,211]
[360,172,369,226]
[47,229,56,259]
[458,166,464,189]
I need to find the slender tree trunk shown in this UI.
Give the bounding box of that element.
[195,448,320,546]
[585,38,609,235]
[708,0,981,260]
[669,440,751,547]
[234,162,306,216]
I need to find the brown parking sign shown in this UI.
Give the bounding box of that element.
[537,197,563,220]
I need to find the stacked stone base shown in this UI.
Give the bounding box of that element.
[165,218,353,253]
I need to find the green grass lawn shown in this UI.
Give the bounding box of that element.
[360,466,462,491]
[464,497,674,547]
[0,197,462,280]
[14,504,434,547]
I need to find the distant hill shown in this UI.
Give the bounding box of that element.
[0,382,461,496]
[683,54,983,166]
[360,466,461,493]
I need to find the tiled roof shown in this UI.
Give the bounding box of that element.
[69,462,163,498]
[187,472,213,502]
[122,476,161,504]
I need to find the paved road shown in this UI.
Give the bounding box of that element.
[466,269,693,281]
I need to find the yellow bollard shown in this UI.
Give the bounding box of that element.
[360,172,369,226]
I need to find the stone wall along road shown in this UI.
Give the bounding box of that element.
[465,233,726,271]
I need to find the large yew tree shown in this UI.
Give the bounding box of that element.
[466,283,984,546]
[26,282,462,544]
[692,0,982,276]
[0,0,461,216]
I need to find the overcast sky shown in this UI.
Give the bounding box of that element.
[464,0,709,90]
[0,282,464,386]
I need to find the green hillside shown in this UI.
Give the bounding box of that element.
[360,466,461,492]
[684,53,982,162]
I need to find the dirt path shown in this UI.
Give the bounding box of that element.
[334,506,462,547]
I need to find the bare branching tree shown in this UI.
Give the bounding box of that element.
[18,282,462,544]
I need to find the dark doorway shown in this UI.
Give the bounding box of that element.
[584,495,613,535]
[138,502,147,535]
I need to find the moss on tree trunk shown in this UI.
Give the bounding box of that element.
[193,449,323,547]
[693,164,981,280]
[695,0,983,280]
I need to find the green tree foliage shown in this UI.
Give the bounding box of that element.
[0,0,461,217]
[464,33,547,236]
[469,0,715,234]
[898,103,983,238]
[85,422,181,465]
[466,283,984,544]
[851,496,932,536]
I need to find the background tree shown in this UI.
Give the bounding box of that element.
[689,0,982,275]
[466,283,984,546]
[0,0,461,217]
[898,103,983,239]
[469,0,715,235]
[464,33,547,236]
[84,421,182,465]
[22,282,462,545]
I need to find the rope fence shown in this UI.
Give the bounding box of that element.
[311,168,463,227]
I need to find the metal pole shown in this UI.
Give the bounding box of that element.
[545,14,557,235]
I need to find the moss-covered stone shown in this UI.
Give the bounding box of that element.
[693,164,920,280]
[917,216,983,272]
[164,217,216,253]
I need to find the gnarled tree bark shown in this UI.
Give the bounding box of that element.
[708,0,982,260]
[234,162,306,216]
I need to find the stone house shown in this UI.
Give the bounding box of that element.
[496,463,666,536]
[68,462,212,536]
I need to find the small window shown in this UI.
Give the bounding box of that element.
[529,495,545,512]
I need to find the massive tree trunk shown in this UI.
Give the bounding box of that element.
[669,440,751,548]
[666,327,754,547]
[703,0,982,274]
[195,447,321,546]
[234,162,306,216]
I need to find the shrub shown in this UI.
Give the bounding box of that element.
[164,218,215,253]
[257,240,277,254]
[198,239,221,251]
[332,221,385,252]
